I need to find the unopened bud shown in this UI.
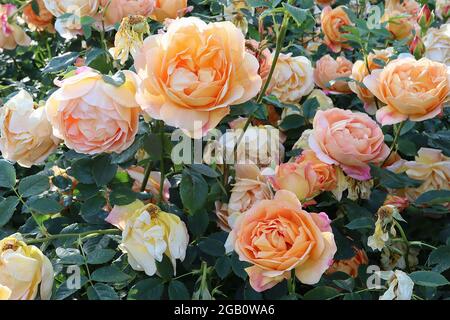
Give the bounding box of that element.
[409,35,425,59]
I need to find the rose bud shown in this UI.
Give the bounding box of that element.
[409,35,426,59]
[417,4,434,31]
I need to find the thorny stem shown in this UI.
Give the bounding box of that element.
[393,220,411,272]
[382,121,405,166]
[13,187,49,237]
[25,229,121,245]
[158,120,166,205]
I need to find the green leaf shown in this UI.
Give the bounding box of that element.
[0,160,16,189]
[302,97,319,119]
[279,114,305,130]
[189,164,220,178]
[42,52,80,73]
[198,238,225,257]
[28,197,63,214]
[54,276,89,300]
[345,217,374,230]
[56,247,84,265]
[91,266,131,283]
[303,286,340,300]
[87,283,119,300]
[109,187,138,206]
[370,165,422,189]
[245,0,270,7]
[187,209,209,237]
[231,253,249,280]
[215,256,231,279]
[426,131,450,156]
[92,154,118,186]
[428,246,450,273]
[415,190,450,205]
[0,196,19,227]
[409,271,449,287]
[283,3,308,25]
[180,171,208,214]
[18,174,50,197]
[70,158,95,184]
[86,249,116,265]
[143,133,163,160]
[155,254,174,281]
[80,195,107,224]
[168,280,190,300]
[128,278,164,300]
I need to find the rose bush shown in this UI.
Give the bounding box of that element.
[0,0,449,301]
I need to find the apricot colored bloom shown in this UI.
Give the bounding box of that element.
[45,67,140,155]
[384,195,410,212]
[0,236,53,300]
[126,166,171,202]
[43,0,99,38]
[151,0,189,22]
[309,108,390,181]
[100,0,155,29]
[23,0,55,32]
[381,0,420,41]
[0,90,60,168]
[423,23,450,67]
[269,53,314,103]
[314,55,353,94]
[320,6,352,53]
[349,48,394,114]
[327,248,368,278]
[0,4,31,50]
[245,39,272,82]
[226,190,336,292]
[134,17,262,138]
[106,201,188,276]
[315,0,334,6]
[271,150,338,201]
[364,54,450,126]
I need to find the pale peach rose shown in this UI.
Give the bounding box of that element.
[327,248,368,278]
[215,201,230,232]
[100,0,155,29]
[309,108,390,181]
[150,0,189,22]
[363,54,450,126]
[0,90,60,168]
[225,190,337,292]
[23,0,55,32]
[314,55,353,94]
[45,67,140,155]
[269,53,314,103]
[388,148,450,201]
[0,4,31,50]
[320,6,352,53]
[43,0,99,38]
[381,0,420,41]
[134,17,262,138]
[0,236,54,300]
[246,39,272,82]
[349,48,394,114]
[271,150,338,201]
[106,201,188,276]
[227,164,272,219]
[423,23,450,67]
[126,166,171,202]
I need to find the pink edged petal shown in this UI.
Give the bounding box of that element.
[311,212,332,233]
[362,69,383,101]
[376,106,408,126]
[295,232,337,285]
[105,200,144,230]
[308,134,337,165]
[341,164,372,181]
[409,105,443,122]
[273,190,303,210]
[246,266,288,292]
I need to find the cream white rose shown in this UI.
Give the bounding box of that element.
[423,23,450,67]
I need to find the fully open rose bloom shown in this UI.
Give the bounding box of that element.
[225,190,336,292]
[106,201,189,276]
[0,90,60,168]
[150,0,189,22]
[363,54,450,126]
[0,4,31,50]
[320,6,352,53]
[0,236,53,300]
[100,0,155,29]
[423,23,450,67]
[23,0,55,32]
[134,17,262,138]
[314,55,353,94]
[269,53,314,103]
[309,108,390,181]
[349,48,394,114]
[271,150,338,201]
[45,67,140,155]
[43,0,99,38]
